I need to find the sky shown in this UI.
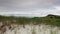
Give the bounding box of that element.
[0,0,60,17]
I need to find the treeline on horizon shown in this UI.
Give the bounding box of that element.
[0,14,60,27]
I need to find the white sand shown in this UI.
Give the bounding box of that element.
[2,24,60,34]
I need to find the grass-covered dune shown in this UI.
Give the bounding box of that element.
[0,14,60,27]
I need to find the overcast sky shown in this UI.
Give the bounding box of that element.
[0,0,60,17]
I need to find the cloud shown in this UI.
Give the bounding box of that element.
[0,9,56,17]
[0,0,60,9]
[0,0,60,17]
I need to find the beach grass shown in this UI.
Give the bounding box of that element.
[0,14,60,27]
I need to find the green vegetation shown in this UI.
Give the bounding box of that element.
[0,14,60,27]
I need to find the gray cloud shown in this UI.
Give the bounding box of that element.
[0,0,60,10]
[0,0,60,17]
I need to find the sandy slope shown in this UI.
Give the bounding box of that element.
[0,23,59,34]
